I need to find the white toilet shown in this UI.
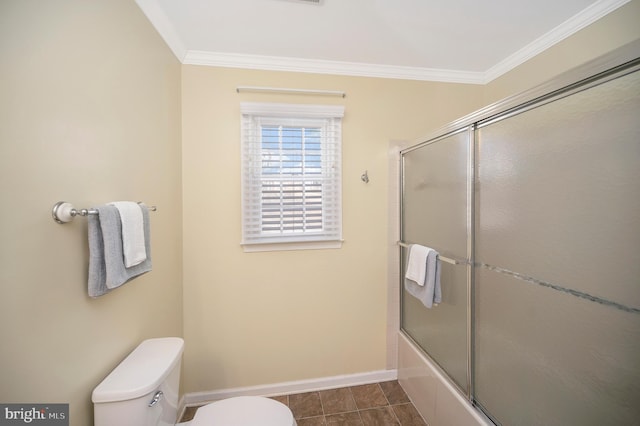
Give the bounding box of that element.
[92,337,296,426]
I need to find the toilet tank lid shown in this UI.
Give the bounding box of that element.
[92,337,184,403]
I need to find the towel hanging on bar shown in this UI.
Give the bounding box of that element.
[404,244,442,308]
[87,204,152,297]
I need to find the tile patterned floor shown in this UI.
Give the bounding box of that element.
[181,380,427,425]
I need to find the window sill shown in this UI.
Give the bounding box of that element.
[241,240,343,253]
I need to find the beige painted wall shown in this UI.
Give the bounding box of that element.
[1,0,638,423]
[181,66,485,393]
[180,1,640,396]
[0,1,183,425]
[484,0,640,104]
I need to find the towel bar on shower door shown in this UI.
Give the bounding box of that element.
[397,241,464,265]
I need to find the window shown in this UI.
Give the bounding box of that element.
[240,102,344,251]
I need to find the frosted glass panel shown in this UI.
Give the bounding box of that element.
[402,261,467,389]
[476,70,640,308]
[401,129,469,391]
[475,69,640,425]
[475,268,640,425]
[403,130,469,256]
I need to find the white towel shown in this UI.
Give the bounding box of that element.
[404,244,442,308]
[110,201,147,267]
[405,244,432,286]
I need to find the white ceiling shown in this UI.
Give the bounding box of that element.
[135,0,628,83]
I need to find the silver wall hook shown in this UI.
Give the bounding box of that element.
[361,170,369,183]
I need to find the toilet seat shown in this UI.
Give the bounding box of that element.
[189,396,296,426]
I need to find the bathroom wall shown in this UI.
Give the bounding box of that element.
[180,0,640,393]
[0,1,182,425]
[484,0,640,104]
[181,66,485,393]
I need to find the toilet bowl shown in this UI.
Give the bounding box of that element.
[178,396,295,425]
[92,337,296,426]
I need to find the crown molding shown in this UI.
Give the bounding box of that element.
[135,0,187,61]
[183,50,487,84]
[483,0,630,83]
[137,0,629,84]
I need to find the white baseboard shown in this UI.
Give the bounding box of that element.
[179,369,398,417]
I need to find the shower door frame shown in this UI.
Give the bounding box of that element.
[399,124,476,400]
[397,39,640,416]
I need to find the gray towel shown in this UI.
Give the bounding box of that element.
[88,204,152,297]
[404,247,441,308]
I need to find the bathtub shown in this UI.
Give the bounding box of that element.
[397,332,492,426]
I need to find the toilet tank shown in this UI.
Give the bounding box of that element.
[92,337,184,426]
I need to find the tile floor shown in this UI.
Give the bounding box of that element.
[180,380,427,425]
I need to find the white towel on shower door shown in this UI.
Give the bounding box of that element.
[404,244,442,308]
[405,244,432,286]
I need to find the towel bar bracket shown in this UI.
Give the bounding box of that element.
[52,201,77,224]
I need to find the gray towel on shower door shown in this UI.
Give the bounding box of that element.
[87,204,152,297]
[404,247,441,309]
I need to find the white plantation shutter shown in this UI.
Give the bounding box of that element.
[241,102,344,251]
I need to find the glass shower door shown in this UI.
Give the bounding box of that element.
[401,128,471,392]
[474,68,640,425]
